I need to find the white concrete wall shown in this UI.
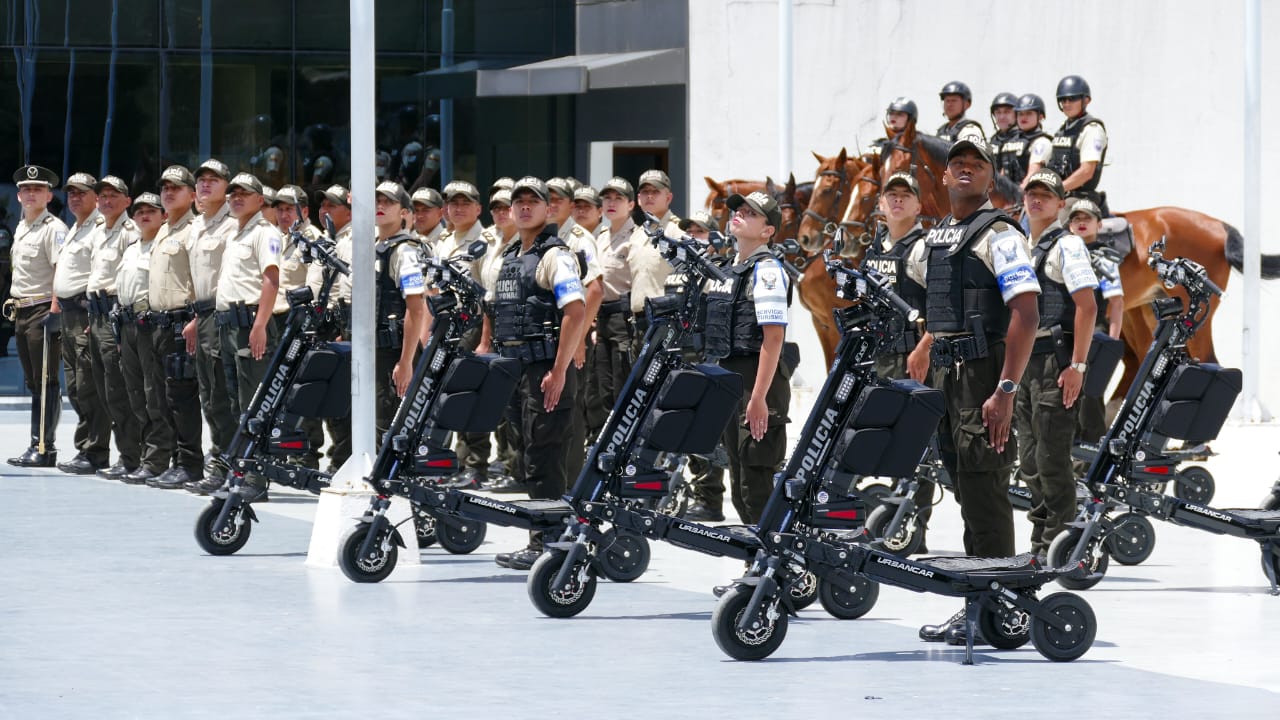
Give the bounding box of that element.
[688,0,1280,416]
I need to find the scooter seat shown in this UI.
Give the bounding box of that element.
[918,553,1039,573]
[718,524,762,544]
[505,499,574,514]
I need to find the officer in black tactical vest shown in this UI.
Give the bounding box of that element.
[484,177,587,570]
[720,191,793,524]
[936,81,985,143]
[1013,170,1098,558]
[904,139,1040,643]
[875,97,918,159]
[371,181,429,438]
[861,172,936,548]
[1064,198,1122,448]
[988,92,1022,183]
[1012,94,1053,187]
[1044,75,1109,213]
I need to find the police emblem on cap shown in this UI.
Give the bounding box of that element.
[27,166,38,179]
[747,191,771,205]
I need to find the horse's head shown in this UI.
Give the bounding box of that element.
[836,152,885,259]
[797,147,854,253]
[879,132,951,223]
[768,173,803,243]
[704,176,731,230]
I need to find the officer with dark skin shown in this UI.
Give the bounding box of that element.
[483,177,587,571]
[936,81,986,143]
[1035,75,1109,212]
[1014,170,1098,558]
[904,140,1039,642]
[721,191,792,524]
[52,173,110,474]
[5,166,66,467]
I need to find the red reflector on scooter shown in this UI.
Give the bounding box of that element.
[425,459,455,468]
[276,441,304,449]
[632,481,663,491]
[823,510,862,520]
[1145,465,1171,475]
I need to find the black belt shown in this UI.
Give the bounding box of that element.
[189,299,216,317]
[215,302,258,328]
[1032,332,1073,356]
[86,292,117,317]
[57,293,89,310]
[599,299,627,316]
[930,333,990,369]
[497,338,558,363]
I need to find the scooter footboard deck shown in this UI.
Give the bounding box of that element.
[448,493,573,530]
[657,518,758,560]
[1172,506,1280,536]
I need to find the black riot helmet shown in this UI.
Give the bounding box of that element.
[885,96,918,123]
[1015,93,1047,116]
[1055,75,1092,101]
[990,92,1018,111]
[938,81,972,102]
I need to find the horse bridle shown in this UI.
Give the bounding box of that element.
[801,162,880,243]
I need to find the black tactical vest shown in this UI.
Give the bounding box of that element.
[936,118,982,144]
[862,226,928,354]
[1048,114,1106,193]
[1030,227,1076,332]
[375,234,420,322]
[1087,242,1114,329]
[923,208,1017,336]
[492,230,569,343]
[727,251,788,355]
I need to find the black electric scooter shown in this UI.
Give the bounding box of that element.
[1049,240,1280,595]
[712,264,1098,664]
[193,222,352,555]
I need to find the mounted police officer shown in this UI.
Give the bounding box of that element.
[1012,94,1053,187]
[884,97,918,137]
[936,81,985,143]
[905,139,1040,643]
[1041,75,1108,213]
[6,165,66,467]
[52,172,110,474]
[148,165,206,490]
[371,181,429,438]
[989,92,1023,183]
[87,175,143,481]
[1014,170,1098,558]
[719,191,792,524]
[484,177,587,571]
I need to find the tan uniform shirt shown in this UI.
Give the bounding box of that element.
[595,218,634,302]
[435,222,485,281]
[116,236,154,309]
[52,209,100,298]
[278,221,323,308]
[9,210,67,298]
[86,215,139,295]
[627,210,681,313]
[331,223,355,303]
[478,226,517,301]
[556,216,578,243]
[415,223,445,252]
[189,202,235,302]
[216,212,286,314]
[563,223,602,287]
[148,209,197,311]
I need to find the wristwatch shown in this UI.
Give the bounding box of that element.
[1070,361,1089,374]
[997,378,1017,394]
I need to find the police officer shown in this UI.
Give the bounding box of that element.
[1042,75,1108,212]
[87,176,142,480]
[862,172,937,547]
[183,159,240,494]
[989,92,1023,182]
[547,177,578,241]
[1065,198,1122,447]
[260,187,278,226]
[313,184,354,473]
[627,170,682,326]
[115,193,174,484]
[1014,170,1098,558]
[1012,94,1053,187]
[371,181,429,436]
[52,172,109,474]
[557,194,603,485]
[719,191,792,524]
[936,81,985,143]
[5,165,66,467]
[903,139,1039,642]
[586,177,637,439]
[478,187,523,489]
[216,173,288,502]
[148,165,206,490]
[571,186,605,237]
[485,177,587,570]
[411,187,446,248]
[883,97,918,137]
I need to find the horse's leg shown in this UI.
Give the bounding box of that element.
[798,260,841,369]
[1113,307,1157,409]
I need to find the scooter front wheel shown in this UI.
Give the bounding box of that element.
[1048,527,1109,590]
[1030,592,1096,662]
[816,576,879,620]
[528,550,597,618]
[435,517,487,554]
[194,500,252,556]
[597,529,650,583]
[711,585,788,661]
[339,525,399,583]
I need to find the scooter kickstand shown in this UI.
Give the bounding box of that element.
[962,597,978,666]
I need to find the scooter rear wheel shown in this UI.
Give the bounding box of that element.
[1173,465,1215,505]
[858,481,894,512]
[816,576,879,620]
[597,529,650,583]
[866,504,925,557]
[1105,512,1156,566]
[1048,527,1109,590]
[528,550,597,618]
[436,517,487,554]
[194,500,252,556]
[711,585,788,661]
[1030,592,1096,662]
[339,525,399,583]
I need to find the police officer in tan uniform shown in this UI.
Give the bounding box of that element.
[148,165,206,490]
[115,193,175,484]
[216,173,288,502]
[313,184,353,472]
[184,159,240,493]
[627,170,682,326]
[87,176,142,480]
[587,177,637,437]
[52,172,110,474]
[6,165,66,467]
[410,187,445,248]
[572,186,605,237]
[479,188,522,487]
[547,177,578,242]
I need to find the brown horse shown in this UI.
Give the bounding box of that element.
[703,175,811,243]
[703,177,773,233]
[876,125,1024,217]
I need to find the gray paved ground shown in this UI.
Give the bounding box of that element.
[2,413,1278,719]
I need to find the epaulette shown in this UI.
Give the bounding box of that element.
[94,216,106,226]
[122,219,136,231]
